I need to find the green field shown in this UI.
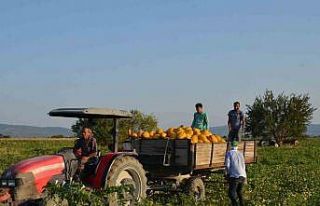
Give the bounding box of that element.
[0,138,319,205]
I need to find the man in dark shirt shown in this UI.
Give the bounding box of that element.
[228,102,245,142]
[74,127,98,172]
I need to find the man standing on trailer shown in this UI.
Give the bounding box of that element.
[228,101,245,142]
[225,141,247,206]
[191,103,209,131]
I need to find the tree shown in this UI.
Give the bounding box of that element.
[71,110,158,147]
[246,90,316,145]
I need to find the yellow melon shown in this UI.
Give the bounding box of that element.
[167,127,175,133]
[177,131,187,139]
[201,130,212,137]
[198,134,207,140]
[193,129,201,135]
[160,132,167,138]
[176,127,184,133]
[185,130,194,138]
[131,133,138,138]
[191,135,198,144]
[167,128,176,137]
[142,131,150,138]
[149,131,155,137]
[156,128,164,134]
[137,130,143,138]
[199,134,210,143]
[210,135,219,143]
[215,135,226,143]
[169,132,177,139]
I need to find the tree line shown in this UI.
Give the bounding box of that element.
[72,90,316,147]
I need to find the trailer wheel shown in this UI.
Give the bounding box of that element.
[105,156,147,206]
[185,177,205,201]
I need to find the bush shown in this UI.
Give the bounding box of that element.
[246,90,316,145]
[43,180,132,206]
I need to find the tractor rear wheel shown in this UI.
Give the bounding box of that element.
[184,177,206,201]
[105,156,147,206]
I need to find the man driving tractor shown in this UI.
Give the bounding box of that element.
[73,127,98,176]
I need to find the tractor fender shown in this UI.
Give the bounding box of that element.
[85,152,138,189]
[102,152,138,187]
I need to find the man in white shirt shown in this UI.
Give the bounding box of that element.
[225,141,247,206]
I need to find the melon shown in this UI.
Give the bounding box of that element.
[160,132,167,138]
[156,128,164,134]
[131,133,138,138]
[191,135,198,144]
[142,131,150,138]
[193,129,202,136]
[201,130,212,137]
[149,131,155,137]
[177,131,187,139]
[137,130,143,138]
[210,135,219,143]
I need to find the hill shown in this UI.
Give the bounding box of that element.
[0,123,318,138]
[0,123,73,137]
[307,124,320,136]
[211,124,320,137]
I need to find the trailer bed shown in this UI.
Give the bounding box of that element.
[131,139,257,176]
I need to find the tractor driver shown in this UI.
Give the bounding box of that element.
[73,127,98,174]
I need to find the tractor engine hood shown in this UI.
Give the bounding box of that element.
[1,155,65,202]
[3,155,65,179]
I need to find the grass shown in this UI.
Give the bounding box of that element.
[0,138,75,173]
[0,138,319,205]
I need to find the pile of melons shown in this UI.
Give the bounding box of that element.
[128,126,226,144]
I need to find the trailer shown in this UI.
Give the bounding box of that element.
[128,138,257,199]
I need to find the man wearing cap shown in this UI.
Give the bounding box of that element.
[228,101,245,142]
[225,141,247,206]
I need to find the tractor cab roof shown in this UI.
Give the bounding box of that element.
[48,107,132,119]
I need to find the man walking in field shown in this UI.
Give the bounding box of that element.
[228,101,245,142]
[225,141,247,206]
[191,103,209,131]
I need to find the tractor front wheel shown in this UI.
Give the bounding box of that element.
[105,156,147,206]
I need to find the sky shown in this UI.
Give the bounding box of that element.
[0,0,319,129]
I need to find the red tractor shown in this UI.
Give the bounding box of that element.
[0,108,147,205]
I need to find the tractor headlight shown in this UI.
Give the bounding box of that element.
[0,179,16,187]
[8,179,16,187]
[1,179,8,187]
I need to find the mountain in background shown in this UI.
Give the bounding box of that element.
[0,123,319,138]
[307,124,320,137]
[211,124,320,137]
[0,123,73,137]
